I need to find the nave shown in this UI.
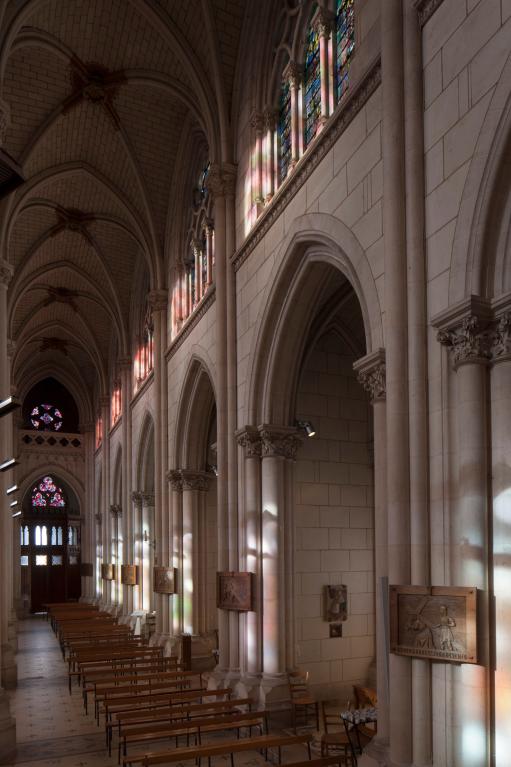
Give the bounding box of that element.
[7,616,372,767]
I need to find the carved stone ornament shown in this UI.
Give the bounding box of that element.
[180,470,210,492]
[141,492,155,507]
[263,107,279,133]
[0,259,13,286]
[312,7,334,37]
[206,163,237,199]
[250,110,265,134]
[94,512,102,525]
[167,470,183,491]
[147,289,168,312]
[109,503,122,517]
[259,426,302,460]
[490,313,511,360]
[283,60,301,89]
[357,363,386,402]
[236,427,262,458]
[131,490,143,507]
[437,315,492,367]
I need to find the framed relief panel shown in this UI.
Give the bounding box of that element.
[121,564,139,586]
[153,566,178,594]
[216,571,254,612]
[390,585,478,664]
[324,584,348,622]
[101,563,115,581]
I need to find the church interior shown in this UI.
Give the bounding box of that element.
[0,1,510,765]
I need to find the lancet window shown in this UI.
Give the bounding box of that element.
[304,19,321,147]
[335,0,355,102]
[279,79,292,182]
[111,381,122,426]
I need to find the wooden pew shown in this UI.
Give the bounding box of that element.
[119,709,268,764]
[122,731,313,767]
[70,654,174,693]
[96,678,200,723]
[107,697,253,755]
[103,687,232,727]
[83,668,193,714]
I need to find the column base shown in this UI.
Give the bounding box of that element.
[0,689,15,765]
[0,644,17,690]
[363,738,391,766]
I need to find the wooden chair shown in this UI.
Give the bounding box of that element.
[352,686,377,740]
[288,670,319,732]
[320,702,354,764]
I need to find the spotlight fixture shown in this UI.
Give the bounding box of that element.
[0,396,20,418]
[9,500,18,508]
[206,463,218,477]
[6,484,18,495]
[0,457,18,472]
[11,511,21,518]
[295,420,316,438]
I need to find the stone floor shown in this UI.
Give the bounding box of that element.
[7,619,372,767]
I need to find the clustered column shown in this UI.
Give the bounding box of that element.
[131,491,143,613]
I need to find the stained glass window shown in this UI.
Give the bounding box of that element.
[31,476,66,509]
[30,403,63,431]
[35,525,48,546]
[52,555,63,566]
[335,0,355,102]
[20,555,28,566]
[304,20,321,147]
[279,79,292,182]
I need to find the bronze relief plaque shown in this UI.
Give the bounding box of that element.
[101,563,115,581]
[390,585,478,664]
[216,571,254,612]
[121,564,139,586]
[153,566,178,594]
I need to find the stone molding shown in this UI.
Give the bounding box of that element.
[236,426,262,458]
[353,348,386,402]
[258,425,302,460]
[110,504,122,517]
[232,59,381,272]
[165,286,216,361]
[147,289,168,312]
[413,0,446,27]
[167,469,210,491]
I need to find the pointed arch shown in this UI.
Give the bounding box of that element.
[136,412,155,492]
[174,353,216,471]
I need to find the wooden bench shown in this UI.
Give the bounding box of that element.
[103,688,232,727]
[70,654,174,693]
[69,647,165,692]
[107,697,253,754]
[84,668,194,713]
[119,709,268,763]
[96,678,199,723]
[122,731,313,767]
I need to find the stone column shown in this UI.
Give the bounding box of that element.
[131,491,143,613]
[283,61,302,168]
[118,357,132,612]
[181,471,210,635]
[109,505,122,607]
[312,8,333,131]
[168,471,183,635]
[258,426,301,678]
[141,493,155,613]
[192,240,202,305]
[489,311,511,767]
[381,1,411,763]
[99,395,111,609]
[250,111,265,216]
[237,427,262,675]
[263,109,278,203]
[205,223,214,288]
[80,422,95,601]
[354,350,389,752]
[436,304,491,767]
[94,512,103,601]
[148,289,168,638]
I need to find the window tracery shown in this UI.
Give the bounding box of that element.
[111,381,122,426]
[279,79,292,182]
[304,17,321,147]
[134,304,154,389]
[335,0,355,102]
[30,403,63,431]
[31,476,66,508]
[95,413,103,449]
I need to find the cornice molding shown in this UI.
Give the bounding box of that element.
[232,58,381,273]
[165,286,216,361]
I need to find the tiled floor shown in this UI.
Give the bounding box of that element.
[8,619,372,767]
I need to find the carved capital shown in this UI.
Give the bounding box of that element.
[110,503,122,517]
[94,512,102,525]
[263,107,279,133]
[258,425,302,460]
[250,110,265,135]
[141,492,155,506]
[283,60,301,89]
[181,470,210,492]
[99,395,110,409]
[0,259,13,286]
[117,355,132,372]
[0,100,10,146]
[353,349,386,403]
[167,469,183,491]
[147,289,168,312]
[206,163,237,199]
[312,7,335,37]
[236,426,261,457]
[490,312,511,361]
[131,490,143,507]
[437,315,492,367]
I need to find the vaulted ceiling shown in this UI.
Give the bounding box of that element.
[0,0,247,418]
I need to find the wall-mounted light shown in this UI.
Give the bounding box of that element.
[295,420,316,437]
[11,511,21,518]
[6,484,18,495]
[9,500,18,508]
[0,458,18,472]
[0,396,20,418]
[206,463,218,477]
